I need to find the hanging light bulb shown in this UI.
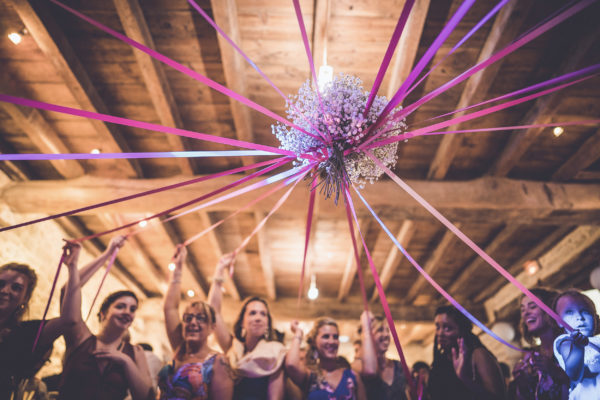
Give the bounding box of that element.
[7,29,26,45]
[187,289,195,298]
[553,126,564,137]
[168,262,176,271]
[307,274,319,300]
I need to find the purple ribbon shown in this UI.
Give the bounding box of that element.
[0,150,279,161]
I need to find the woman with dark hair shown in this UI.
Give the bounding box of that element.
[160,246,234,399]
[510,288,569,400]
[58,241,153,400]
[428,305,505,400]
[208,254,286,400]
[286,317,366,399]
[0,237,125,399]
[352,311,409,399]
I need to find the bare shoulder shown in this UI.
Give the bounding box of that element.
[214,353,236,380]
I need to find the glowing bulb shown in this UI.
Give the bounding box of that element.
[553,126,564,137]
[138,220,148,228]
[339,335,350,343]
[318,65,334,92]
[8,32,22,45]
[168,263,176,271]
[307,274,319,300]
[90,148,101,154]
[524,260,539,275]
[187,289,195,297]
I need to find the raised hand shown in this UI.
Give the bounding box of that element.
[290,320,303,339]
[93,347,130,366]
[173,245,188,269]
[62,241,82,269]
[452,337,468,378]
[107,235,127,252]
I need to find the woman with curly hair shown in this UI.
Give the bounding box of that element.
[286,317,366,400]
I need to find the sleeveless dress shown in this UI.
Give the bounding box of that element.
[363,360,407,400]
[58,335,135,400]
[554,334,600,400]
[307,368,358,400]
[158,353,217,400]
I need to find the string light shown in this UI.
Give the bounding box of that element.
[138,220,148,228]
[7,29,26,45]
[90,148,101,154]
[307,273,319,300]
[524,260,540,275]
[553,126,564,137]
[187,289,195,297]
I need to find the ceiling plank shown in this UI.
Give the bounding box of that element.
[484,225,600,321]
[3,176,599,225]
[488,28,599,177]
[10,0,141,177]
[552,127,600,181]
[386,0,431,99]
[312,0,332,71]
[405,225,460,302]
[427,0,531,180]
[113,0,194,175]
[370,220,415,302]
[447,224,520,296]
[255,211,276,300]
[338,218,369,301]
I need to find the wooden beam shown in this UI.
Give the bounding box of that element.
[113,0,194,175]
[10,0,141,177]
[370,220,416,302]
[338,218,369,301]
[312,0,332,70]
[488,28,599,177]
[0,71,84,179]
[209,0,254,163]
[447,224,520,296]
[552,127,600,181]
[484,226,600,321]
[405,226,460,302]
[386,0,431,99]
[199,212,241,301]
[427,1,531,180]
[474,225,573,303]
[254,212,276,300]
[2,176,600,225]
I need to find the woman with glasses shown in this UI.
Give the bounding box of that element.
[160,246,234,400]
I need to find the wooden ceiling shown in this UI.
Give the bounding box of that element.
[0,0,599,352]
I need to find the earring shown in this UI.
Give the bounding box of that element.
[19,304,25,309]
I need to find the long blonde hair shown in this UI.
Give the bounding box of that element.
[305,317,349,370]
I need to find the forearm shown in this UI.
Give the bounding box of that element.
[285,336,306,386]
[564,346,585,380]
[61,262,82,325]
[360,320,377,376]
[267,368,285,400]
[208,273,225,313]
[123,358,153,400]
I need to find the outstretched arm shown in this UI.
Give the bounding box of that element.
[285,320,309,388]
[207,254,236,353]
[163,246,186,351]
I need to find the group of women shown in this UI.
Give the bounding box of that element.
[0,236,594,400]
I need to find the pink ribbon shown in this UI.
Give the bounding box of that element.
[298,175,318,307]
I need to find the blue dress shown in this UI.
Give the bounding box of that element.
[158,353,217,400]
[307,368,358,400]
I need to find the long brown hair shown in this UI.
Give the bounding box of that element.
[520,287,562,345]
[233,297,276,342]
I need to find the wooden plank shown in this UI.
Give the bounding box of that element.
[254,211,276,300]
[427,0,531,179]
[113,0,194,175]
[488,28,599,177]
[447,224,520,295]
[552,127,600,181]
[312,0,332,70]
[386,0,431,98]
[405,225,460,301]
[337,218,368,301]
[370,220,415,302]
[484,226,600,321]
[10,0,141,177]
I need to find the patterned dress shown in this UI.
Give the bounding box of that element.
[307,368,358,400]
[158,353,217,400]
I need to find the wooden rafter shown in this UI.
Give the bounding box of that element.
[552,127,600,181]
[427,0,531,180]
[338,218,368,301]
[370,220,415,302]
[113,0,194,175]
[312,0,332,71]
[10,0,141,177]
[254,212,276,300]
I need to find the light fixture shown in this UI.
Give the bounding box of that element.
[318,65,334,92]
[339,335,350,343]
[187,289,195,297]
[7,29,27,45]
[307,273,319,300]
[138,220,148,228]
[553,126,564,137]
[90,148,101,154]
[168,262,176,271]
[524,260,539,275]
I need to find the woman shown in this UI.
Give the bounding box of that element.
[0,236,122,399]
[59,241,153,400]
[428,305,505,400]
[160,246,234,399]
[208,254,286,400]
[352,312,409,400]
[509,288,569,400]
[286,317,366,400]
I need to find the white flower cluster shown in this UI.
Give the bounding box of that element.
[272,74,406,195]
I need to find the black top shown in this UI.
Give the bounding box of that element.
[363,360,408,400]
[0,320,53,399]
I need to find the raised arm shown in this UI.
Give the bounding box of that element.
[354,311,377,377]
[285,320,309,388]
[163,246,186,351]
[207,253,236,353]
[557,330,588,380]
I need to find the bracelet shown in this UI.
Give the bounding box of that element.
[214,277,225,284]
[171,279,181,284]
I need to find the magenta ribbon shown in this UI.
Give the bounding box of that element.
[48,0,316,141]
[0,157,288,234]
[298,175,318,307]
[363,0,416,116]
[84,247,120,322]
[344,187,417,392]
[365,151,575,334]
